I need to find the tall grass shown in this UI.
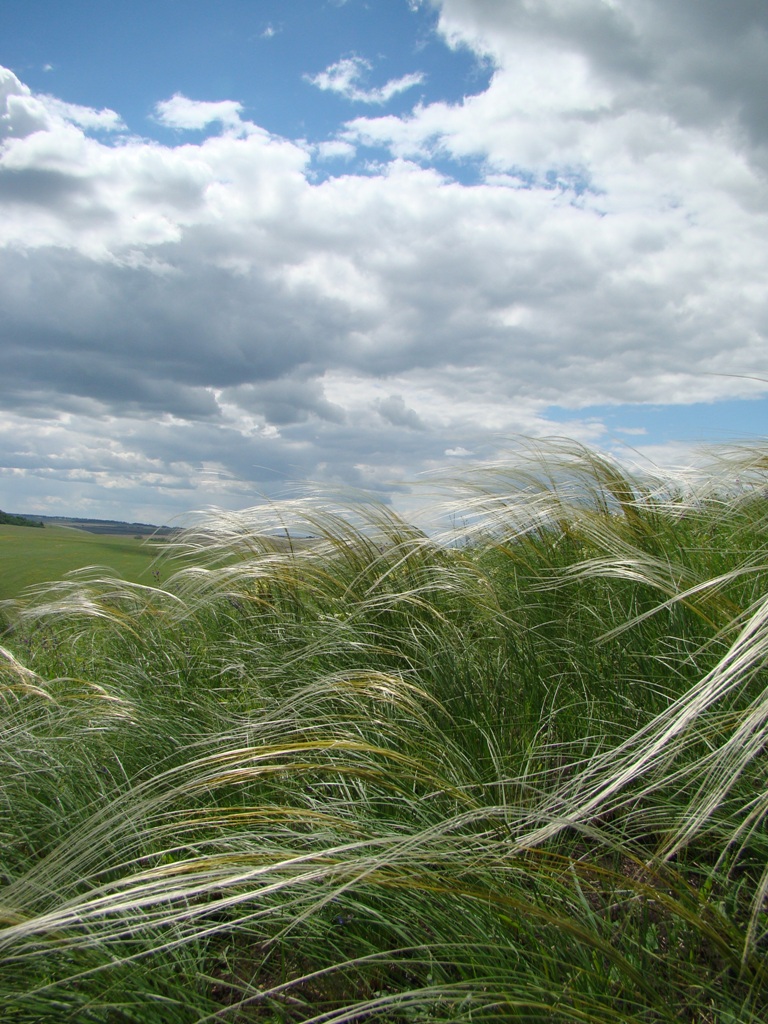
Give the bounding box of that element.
[2,439,768,1022]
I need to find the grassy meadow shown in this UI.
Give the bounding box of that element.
[0,526,173,602]
[2,439,768,1022]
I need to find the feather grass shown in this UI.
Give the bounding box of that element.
[3,439,768,1021]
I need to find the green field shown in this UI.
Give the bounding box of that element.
[0,525,172,601]
[2,440,768,1022]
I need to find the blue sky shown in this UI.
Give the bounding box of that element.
[2,1,488,176]
[1,0,767,523]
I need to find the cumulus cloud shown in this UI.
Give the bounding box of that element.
[1,0,768,521]
[41,96,125,132]
[155,94,246,131]
[306,56,425,104]
[314,139,357,161]
[1,67,123,140]
[377,394,426,431]
[399,0,768,179]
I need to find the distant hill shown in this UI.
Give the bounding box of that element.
[5,513,177,536]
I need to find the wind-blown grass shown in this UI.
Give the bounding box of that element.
[2,439,768,1022]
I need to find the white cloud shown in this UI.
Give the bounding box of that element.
[155,94,245,131]
[314,139,356,161]
[1,67,124,139]
[306,56,425,105]
[41,96,125,132]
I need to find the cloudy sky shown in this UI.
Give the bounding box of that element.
[1,0,767,524]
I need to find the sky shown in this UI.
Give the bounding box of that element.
[1,0,767,525]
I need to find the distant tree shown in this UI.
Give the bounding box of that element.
[0,510,44,528]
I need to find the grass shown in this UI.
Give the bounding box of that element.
[0,526,172,602]
[2,438,768,1021]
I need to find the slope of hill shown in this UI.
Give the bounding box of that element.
[0,525,176,600]
[7,513,175,536]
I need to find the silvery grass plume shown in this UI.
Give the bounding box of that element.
[1,439,767,1022]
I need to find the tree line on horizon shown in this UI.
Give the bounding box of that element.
[0,509,43,528]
